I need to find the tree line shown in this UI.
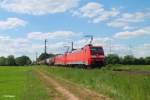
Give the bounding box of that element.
[0,55,31,66]
[105,54,150,65]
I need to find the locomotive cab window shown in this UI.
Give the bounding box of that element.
[90,47,103,52]
[90,47,104,55]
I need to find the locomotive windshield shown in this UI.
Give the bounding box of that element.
[90,47,104,55]
[90,47,103,52]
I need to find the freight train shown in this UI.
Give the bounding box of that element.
[38,44,105,68]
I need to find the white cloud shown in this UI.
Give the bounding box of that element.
[0,0,79,15]
[114,26,150,39]
[92,8,119,23]
[133,44,150,58]
[105,44,150,58]
[0,17,27,30]
[0,36,29,55]
[107,12,150,29]
[47,42,67,54]
[73,2,104,18]
[0,35,45,60]
[27,31,81,40]
[110,44,132,56]
[72,2,119,23]
[123,26,136,30]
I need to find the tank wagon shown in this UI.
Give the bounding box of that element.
[40,44,105,68]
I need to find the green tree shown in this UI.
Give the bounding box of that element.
[0,57,6,66]
[15,56,31,66]
[134,57,145,65]
[6,55,16,66]
[38,53,55,61]
[105,54,120,64]
[145,56,150,65]
[123,55,135,65]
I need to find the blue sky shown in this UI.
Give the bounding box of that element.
[0,0,150,60]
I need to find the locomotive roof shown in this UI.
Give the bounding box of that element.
[67,44,103,54]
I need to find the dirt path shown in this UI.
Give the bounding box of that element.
[52,75,110,100]
[33,68,79,100]
[33,68,111,100]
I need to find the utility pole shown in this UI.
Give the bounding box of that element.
[44,39,48,64]
[44,39,47,54]
[71,42,74,51]
[36,52,38,64]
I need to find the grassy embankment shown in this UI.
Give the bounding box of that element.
[39,65,150,100]
[0,66,51,100]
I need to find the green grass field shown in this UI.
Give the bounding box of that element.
[39,65,150,100]
[0,67,50,100]
[0,65,150,100]
[103,64,150,71]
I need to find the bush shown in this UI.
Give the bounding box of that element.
[145,57,150,65]
[0,57,6,66]
[6,55,16,66]
[0,55,31,66]
[105,54,120,64]
[15,56,31,66]
[105,54,150,65]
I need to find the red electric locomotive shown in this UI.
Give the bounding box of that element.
[49,44,105,68]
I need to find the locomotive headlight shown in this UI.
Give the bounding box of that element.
[91,55,97,58]
[99,55,104,58]
[91,55,104,58]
